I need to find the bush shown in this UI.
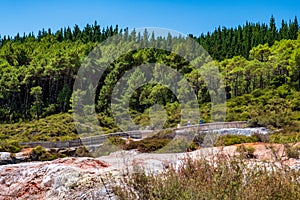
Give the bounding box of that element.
[215,135,258,146]
[30,146,57,161]
[29,146,75,161]
[252,132,270,142]
[123,138,171,153]
[75,146,92,157]
[156,137,191,153]
[285,144,300,159]
[0,140,22,153]
[108,136,126,146]
[150,129,175,139]
[236,144,256,158]
[137,138,171,153]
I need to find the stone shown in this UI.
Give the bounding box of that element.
[0,152,12,165]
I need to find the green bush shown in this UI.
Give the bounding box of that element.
[108,136,126,146]
[0,140,22,153]
[29,146,75,161]
[150,129,175,139]
[0,113,79,144]
[156,137,195,153]
[122,138,171,153]
[215,135,258,146]
[30,146,57,161]
[269,124,300,144]
[137,138,171,153]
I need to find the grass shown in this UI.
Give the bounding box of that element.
[0,113,78,142]
[110,155,300,200]
[0,113,79,153]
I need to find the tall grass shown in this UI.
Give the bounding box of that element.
[110,155,300,200]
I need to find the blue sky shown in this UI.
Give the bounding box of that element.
[0,0,299,37]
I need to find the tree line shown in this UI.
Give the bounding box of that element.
[1,16,298,60]
[195,16,299,60]
[0,17,299,130]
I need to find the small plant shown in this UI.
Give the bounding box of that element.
[252,132,270,142]
[108,136,126,146]
[236,144,256,159]
[30,146,58,161]
[136,138,171,153]
[285,144,300,159]
[75,146,92,157]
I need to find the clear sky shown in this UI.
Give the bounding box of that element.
[0,0,299,37]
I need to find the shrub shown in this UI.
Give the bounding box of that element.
[30,146,57,161]
[122,138,171,153]
[136,138,171,153]
[108,136,126,146]
[156,137,191,153]
[150,129,175,139]
[236,144,256,158]
[75,146,92,157]
[252,132,270,142]
[215,135,258,146]
[0,140,22,153]
[123,139,139,151]
[285,144,300,159]
[29,146,74,161]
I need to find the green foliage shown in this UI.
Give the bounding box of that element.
[156,137,192,153]
[108,136,126,146]
[0,113,78,144]
[0,140,22,153]
[123,138,171,153]
[0,17,299,143]
[226,86,297,128]
[269,124,300,143]
[216,135,258,146]
[30,146,58,161]
[30,86,43,120]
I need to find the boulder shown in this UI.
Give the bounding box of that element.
[0,152,12,165]
[15,152,30,163]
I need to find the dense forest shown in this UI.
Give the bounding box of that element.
[0,16,299,138]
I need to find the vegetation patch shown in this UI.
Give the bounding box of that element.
[236,144,256,159]
[215,135,259,146]
[111,156,300,199]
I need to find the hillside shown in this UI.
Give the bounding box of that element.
[0,18,299,151]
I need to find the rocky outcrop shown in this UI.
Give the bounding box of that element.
[0,157,111,200]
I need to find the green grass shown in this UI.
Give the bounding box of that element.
[0,113,79,152]
[0,113,78,142]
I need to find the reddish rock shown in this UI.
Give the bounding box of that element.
[0,157,109,199]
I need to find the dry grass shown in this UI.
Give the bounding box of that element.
[110,154,300,200]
